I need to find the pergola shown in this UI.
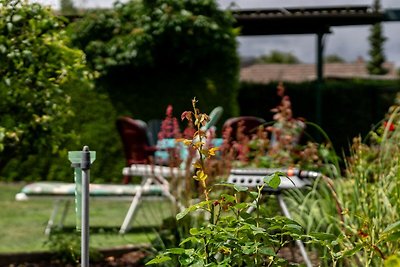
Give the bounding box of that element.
[232,5,400,125]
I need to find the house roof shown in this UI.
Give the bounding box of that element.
[240,61,398,84]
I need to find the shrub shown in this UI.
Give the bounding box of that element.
[0,0,93,172]
[284,93,400,266]
[69,0,240,124]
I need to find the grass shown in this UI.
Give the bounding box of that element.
[0,182,174,253]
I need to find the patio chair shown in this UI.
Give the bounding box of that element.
[146,119,162,147]
[119,107,226,233]
[116,116,189,233]
[203,106,224,131]
[116,117,158,184]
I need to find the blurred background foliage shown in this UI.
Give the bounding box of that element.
[0,0,399,183]
[239,79,400,156]
[68,0,240,122]
[0,0,240,182]
[0,0,94,177]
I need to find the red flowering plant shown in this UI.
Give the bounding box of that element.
[220,82,337,174]
[158,105,182,140]
[156,105,183,167]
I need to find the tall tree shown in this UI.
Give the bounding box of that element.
[367,0,388,75]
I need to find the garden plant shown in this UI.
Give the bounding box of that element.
[0,0,94,172]
[146,98,339,266]
[283,94,400,266]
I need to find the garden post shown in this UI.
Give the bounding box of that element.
[68,149,96,231]
[81,146,91,267]
[68,147,96,267]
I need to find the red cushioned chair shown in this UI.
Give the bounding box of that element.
[116,117,158,184]
[222,116,266,145]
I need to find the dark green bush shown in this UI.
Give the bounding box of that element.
[1,83,124,183]
[238,79,400,154]
[69,0,240,123]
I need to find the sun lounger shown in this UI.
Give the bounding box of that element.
[15,179,172,235]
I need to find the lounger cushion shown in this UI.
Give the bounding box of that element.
[19,182,164,198]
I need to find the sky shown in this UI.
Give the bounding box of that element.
[220,0,400,67]
[34,0,400,68]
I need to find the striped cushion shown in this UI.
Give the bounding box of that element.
[20,182,164,197]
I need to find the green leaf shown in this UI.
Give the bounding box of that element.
[234,184,248,192]
[249,191,258,199]
[242,246,255,255]
[385,231,400,242]
[308,232,337,241]
[178,253,194,266]
[342,244,363,257]
[220,194,236,202]
[250,225,266,234]
[264,173,281,189]
[146,255,172,265]
[167,248,186,254]
[189,228,199,235]
[383,220,400,234]
[234,202,247,210]
[180,236,197,246]
[176,201,211,220]
[283,224,303,234]
[258,247,276,256]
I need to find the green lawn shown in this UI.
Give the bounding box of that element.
[0,183,174,253]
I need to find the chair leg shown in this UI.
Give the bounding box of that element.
[277,194,313,267]
[123,175,131,184]
[155,175,183,211]
[58,200,71,229]
[119,177,154,234]
[45,199,62,235]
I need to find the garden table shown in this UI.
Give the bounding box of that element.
[227,167,321,267]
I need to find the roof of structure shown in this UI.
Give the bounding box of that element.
[240,61,398,84]
[232,5,398,35]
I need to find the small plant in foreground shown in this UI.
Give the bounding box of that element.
[45,231,102,265]
[146,98,334,266]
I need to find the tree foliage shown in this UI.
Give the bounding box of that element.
[0,0,93,170]
[255,50,301,64]
[60,0,77,15]
[367,0,388,75]
[324,54,346,63]
[69,0,240,122]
